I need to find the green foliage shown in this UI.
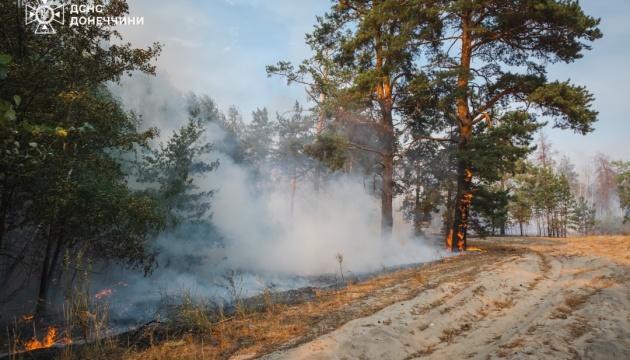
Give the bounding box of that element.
[613,161,630,223]
[0,55,17,127]
[470,185,510,237]
[430,0,601,245]
[459,112,540,237]
[241,108,276,194]
[304,132,348,172]
[276,102,314,159]
[399,141,456,236]
[508,181,534,236]
[0,1,164,312]
[461,111,542,182]
[217,106,247,164]
[512,162,575,238]
[139,117,218,229]
[274,102,316,188]
[0,54,10,79]
[570,197,596,236]
[528,81,598,134]
[300,0,447,234]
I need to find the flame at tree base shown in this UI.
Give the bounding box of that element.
[23,326,56,351]
[445,230,465,252]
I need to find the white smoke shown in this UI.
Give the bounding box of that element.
[102,72,444,317]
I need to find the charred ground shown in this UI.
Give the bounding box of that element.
[3,236,628,360]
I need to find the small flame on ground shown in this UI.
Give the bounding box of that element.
[23,326,56,351]
[18,315,34,323]
[94,280,128,300]
[466,246,485,253]
[94,288,113,300]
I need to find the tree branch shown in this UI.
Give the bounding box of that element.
[347,141,383,157]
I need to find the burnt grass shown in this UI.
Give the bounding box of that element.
[0,241,521,360]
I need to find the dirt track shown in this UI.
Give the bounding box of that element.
[259,236,630,360]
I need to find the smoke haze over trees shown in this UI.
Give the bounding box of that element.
[1,0,629,329]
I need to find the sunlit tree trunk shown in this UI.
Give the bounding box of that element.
[447,10,473,252]
[374,28,396,239]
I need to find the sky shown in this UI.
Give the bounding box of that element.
[116,0,630,166]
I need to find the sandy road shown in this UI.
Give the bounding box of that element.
[258,237,630,360]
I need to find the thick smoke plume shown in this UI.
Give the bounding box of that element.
[102,73,443,315]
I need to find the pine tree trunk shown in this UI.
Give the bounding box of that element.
[36,224,55,317]
[314,83,326,193]
[313,163,322,193]
[381,149,395,238]
[0,186,12,254]
[413,185,422,236]
[500,179,506,236]
[447,9,473,252]
[374,37,395,239]
[449,156,472,252]
[290,169,297,222]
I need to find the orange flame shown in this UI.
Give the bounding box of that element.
[24,326,56,351]
[18,315,34,323]
[446,230,466,251]
[457,230,466,251]
[94,288,113,300]
[446,230,453,251]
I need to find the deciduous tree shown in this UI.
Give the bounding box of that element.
[0,0,163,314]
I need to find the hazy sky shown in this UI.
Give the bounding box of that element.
[117,0,630,165]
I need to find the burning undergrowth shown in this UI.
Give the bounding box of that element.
[69,108,447,332]
[1,79,450,357]
[0,243,488,360]
[0,246,450,359]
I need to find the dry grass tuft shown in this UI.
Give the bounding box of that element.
[568,318,592,338]
[472,285,486,296]
[551,290,598,319]
[492,298,515,310]
[565,293,590,309]
[550,305,572,319]
[495,348,510,357]
[527,323,540,334]
[485,333,503,345]
[403,344,437,359]
[500,338,525,349]
[439,322,471,344]
[439,306,453,315]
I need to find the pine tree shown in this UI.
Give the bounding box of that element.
[508,178,534,236]
[303,0,441,237]
[461,112,541,238]
[274,102,316,218]
[430,0,601,250]
[613,161,630,223]
[570,197,596,236]
[242,108,276,195]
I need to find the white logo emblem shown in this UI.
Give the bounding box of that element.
[25,0,65,35]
